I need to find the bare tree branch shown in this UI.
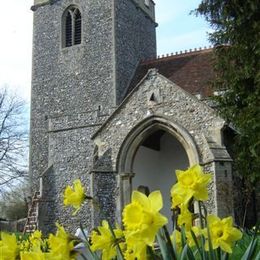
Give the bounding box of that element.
[0,87,28,188]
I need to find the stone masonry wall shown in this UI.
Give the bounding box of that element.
[93,70,233,217]
[115,0,157,103]
[213,161,234,217]
[41,111,109,233]
[30,0,114,191]
[91,171,118,227]
[95,71,225,168]
[30,0,158,232]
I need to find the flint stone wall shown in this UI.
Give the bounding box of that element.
[92,70,234,218]
[30,0,157,233]
[30,0,114,192]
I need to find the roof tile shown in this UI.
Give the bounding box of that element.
[126,48,215,98]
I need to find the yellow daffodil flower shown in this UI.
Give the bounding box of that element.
[122,201,145,231]
[48,223,76,260]
[29,230,42,241]
[19,239,30,252]
[123,190,167,246]
[90,220,124,260]
[20,251,52,260]
[203,215,242,253]
[177,203,193,230]
[28,230,43,252]
[63,179,86,215]
[0,232,19,260]
[171,164,212,207]
[186,226,202,247]
[170,229,182,253]
[123,236,147,260]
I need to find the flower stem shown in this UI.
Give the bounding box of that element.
[198,201,204,228]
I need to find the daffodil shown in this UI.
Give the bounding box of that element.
[48,223,76,260]
[122,201,145,231]
[171,164,212,207]
[177,203,193,230]
[19,231,49,258]
[203,215,242,253]
[170,229,182,253]
[19,239,30,252]
[20,251,52,260]
[63,179,86,215]
[90,220,124,260]
[0,232,19,260]
[186,226,202,247]
[123,190,168,246]
[123,236,147,260]
[28,230,43,251]
[30,230,42,241]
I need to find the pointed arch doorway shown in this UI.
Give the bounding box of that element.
[117,116,199,226]
[132,130,189,225]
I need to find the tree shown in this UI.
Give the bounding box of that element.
[0,88,28,194]
[195,1,259,226]
[0,180,30,220]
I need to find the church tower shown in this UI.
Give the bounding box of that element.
[29,0,157,232]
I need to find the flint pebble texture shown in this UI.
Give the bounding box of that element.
[30,0,157,233]
[93,71,234,222]
[30,0,234,234]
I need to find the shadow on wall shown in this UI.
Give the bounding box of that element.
[38,166,58,235]
[92,148,117,227]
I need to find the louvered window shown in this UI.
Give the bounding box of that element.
[74,9,81,45]
[65,12,72,47]
[63,6,82,48]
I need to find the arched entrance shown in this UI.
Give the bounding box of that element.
[116,116,199,224]
[132,130,189,225]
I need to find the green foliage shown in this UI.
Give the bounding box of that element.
[194,0,260,225]
[232,229,260,260]
[148,227,259,260]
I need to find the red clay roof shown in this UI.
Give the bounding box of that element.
[126,48,215,98]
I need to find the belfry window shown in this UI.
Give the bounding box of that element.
[63,6,81,47]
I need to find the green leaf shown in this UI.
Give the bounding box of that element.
[163,226,177,259]
[79,223,99,260]
[107,221,124,260]
[241,234,258,260]
[220,251,229,260]
[156,227,177,260]
[181,226,186,248]
[147,246,159,260]
[180,244,189,260]
[254,250,260,260]
[190,228,203,259]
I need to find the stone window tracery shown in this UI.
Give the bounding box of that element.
[63,6,81,47]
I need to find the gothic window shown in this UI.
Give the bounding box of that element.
[63,6,82,47]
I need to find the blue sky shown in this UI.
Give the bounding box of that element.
[156,0,211,55]
[0,0,211,101]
